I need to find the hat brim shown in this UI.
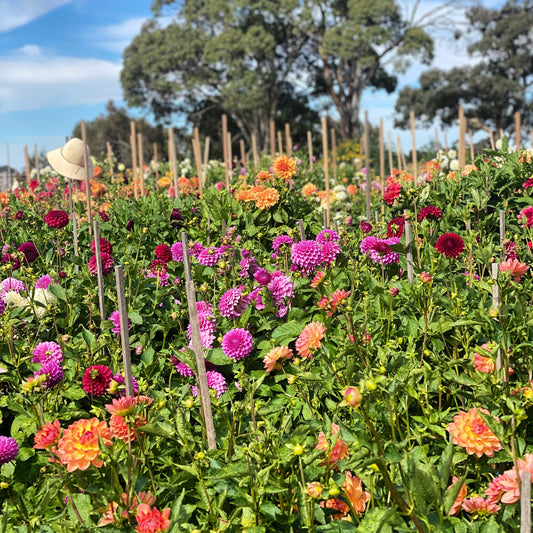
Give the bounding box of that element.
[47,146,94,181]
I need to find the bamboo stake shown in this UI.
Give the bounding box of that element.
[491,263,502,371]
[137,133,145,197]
[68,179,79,275]
[321,117,330,227]
[239,139,245,167]
[515,111,521,151]
[489,130,495,150]
[251,134,258,167]
[458,106,466,168]
[80,121,93,230]
[181,232,217,450]
[115,265,134,397]
[226,132,232,181]
[269,120,275,160]
[168,127,179,195]
[331,127,337,180]
[222,114,229,187]
[396,136,403,173]
[106,142,113,178]
[387,130,393,175]
[153,143,159,182]
[277,131,283,155]
[410,111,418,185]
[93,220,106,323]
[307,131,313,170]
[130,121,138,200]
[203,136,210,187]
[24,145,31,185]
[521,471,531,533]
[193,127,203,195]
[379,119,385,180]
[469,130,474,161]
[285,123,291,157]
[298,219,306,240]
[34,144,40,182]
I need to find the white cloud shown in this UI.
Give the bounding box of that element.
[0,45,122,113]
[88,17,148,53]
[0,0,74,33]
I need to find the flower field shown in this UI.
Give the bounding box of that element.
[1,140,532,532]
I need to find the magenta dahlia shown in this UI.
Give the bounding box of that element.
[222,328,253,360]
[171,242,184,262]
[272,235,293,252]
[197,246,223,267]
[192,370,227,398]
[219,286,247,319]
[435,233,464,259]
[32,341,63,365]
[1,253,20,270]
[360,221,373,234]
[88,253,114,276]
[316,229,340,244]
[91,237,113,255]
[320,241,342,266]
[45,210,69,229]
[35,360,64,388]
[108,310,130,335]
[361,236,400,265]
[254,268,272,286]
[0,436,19,465]
[82,365,113,396]
[18,242,39,263]
[35,275,52,289]
[291,240,322,274]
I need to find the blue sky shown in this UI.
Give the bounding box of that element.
[0,0,501,171]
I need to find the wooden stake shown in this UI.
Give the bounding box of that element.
[405,222,414,285]
[130,121,138,200]
[193,127,203,195]
[80,121,93,229]
[515,111,521,151]
[379,119,385,180]
[137,133,145,197]
[364,115,371,221]
[469,130,474,161]
[491,263,502,371]
[251,134,258,167]
[277,130,283,155]
[226,132,232,181]
[222,114,229,187]
[203,136,210,187]
[331,127,337,180]
[409,111,417,185]
[239,139,245,166]
[307,131,313,170]
[93,220,106,323]
[458,106,466,168]
[387,130,393,175]
[269,120,275,160]
[285,123,291,157]
[153,143,159,182]
[521,471,531,533]
[181,232,217,450]
[489,130,495,150]
[114,265,134,397]
[68,180,79,275]
[321,117,330,227]
[6,144,11,189]
[298,219,306,240]
[396,136,403,173]
[106,142,113,178]
[34,144,40,182]
[24,145,31,185]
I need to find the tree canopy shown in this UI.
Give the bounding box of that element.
[395,0,533,136]
[121,0,439,144]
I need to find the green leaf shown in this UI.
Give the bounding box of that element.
[272,321,302,344]
[128,311,143,325]
[81,326,96,348]
[438,440,455,489]
[139,421,174,438]
[48,283,67,302]
[443,475,466,516]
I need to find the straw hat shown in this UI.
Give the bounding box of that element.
[47,138,94,181]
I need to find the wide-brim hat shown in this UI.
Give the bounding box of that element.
[47,138,94,181]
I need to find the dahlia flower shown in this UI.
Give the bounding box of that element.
[296,321,326,359]
[222,328,253,360]
[435,233,464,259]
[44,210,69,229]
[0,436,19,465]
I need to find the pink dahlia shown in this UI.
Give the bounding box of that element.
[518,206,533,228]
[170,242,184,262]
[88,253,114,276]
[361,236,400,265]
[154,244,172,263]
[196,246,222,267]
[316,229,340,244]
[254,268,272,286]
[17,242,39,263]
[35,275,52,289]
[192,370,227,398]
[1,277,25,294]
[272,235,293,252]
[32,341,63,365]
[291,240,322,274]
[45,210,69,229]
[461,497,500,515]
[435,233,464,259]
[82,365,113,396]
[219,286,247,319]
[222,328,253,360]
[0,436,19,465]
[34,360,64,388]
[320,241,342,266]
[109,310,130,335]
[91,238,113,255]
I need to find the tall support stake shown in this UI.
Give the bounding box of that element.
[81,121,93,230]
[410,111,417,185]
[321,117,330,227]
[24,145,31,186]
[115,266,134,397]
[182,232,217,450]
[515,111,521,151]
[93,220,106,323]
[107,142,113,178]
[168,127,179,195]
[130,121,138,200]
[331,127,337,180]
[307,131,313,170]
[364,114,371,221]
[137,132,145,197]
[458,106,466,168]
[269,120,275,160]
[491,263,502,371]
[251,134,258,167]
[520,471,531,533]
[222,114,229,187]
[153,143,159,183]
[405,222,414,284]
[285,123,291,157]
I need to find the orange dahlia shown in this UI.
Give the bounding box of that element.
[157,176,171,188]
[316,423,349,467]
[263,346,293,373]
[135,503,171,533]
[57,418,113,472]
[255,187,279,210]
[256,170,272,183]
[34,420,61,450]
[343,471,370,515]
[273,155,297,180]
[0,192,10,207]
[301,183,318,197]
[295,321,326,359]
[109,414,146,442]
[447,408,501,458]
[447,476,467,516]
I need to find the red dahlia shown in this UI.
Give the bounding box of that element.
[45,210,69,229]
[418,206,443,222]
[88,253,114,276]
[18,242,39,263]
[387,217,405,238]
[91,238,113,255]
[82,365,113,396]
[435,233,464,259]
[154,244,172,263]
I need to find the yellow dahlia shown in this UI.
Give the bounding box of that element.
[255,187,279,210]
